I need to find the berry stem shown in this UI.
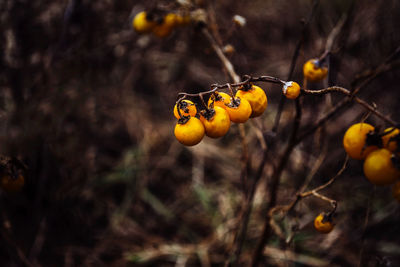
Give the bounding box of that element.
[226,83,239,106]
[199,93,209,112]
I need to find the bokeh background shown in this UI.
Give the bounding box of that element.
[1,0,400,266]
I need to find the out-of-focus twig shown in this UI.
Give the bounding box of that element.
[201,28,240,83]
[357,186,375,267]
[251,97,303,267]
[270,155,348,223]
[302,86,397,126]
[272,0,319,133]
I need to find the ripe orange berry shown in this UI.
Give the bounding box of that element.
[132,11,156,33]
[314,213,334,234]
[153,24,173,38]
[235,85,267,118]
[174,117,205,146]
[164,13,179,27]
[174,100,197,119]
[363,149,400,185]
[208,92,231,110]
[382,127,399,152]
[282,81,301,99]
[0,174,25,193]
[225,97,252,123]
[152,13,177,38]
[303,59,328,82]
[392,181,400,202]
[175,14,191,26]
[343,123,377,160]
[200,106,231,138]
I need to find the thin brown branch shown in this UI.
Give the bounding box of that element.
[271,155,348,222]
[296,58,400,144]
[357,186,375,267]
[272,0,320,133]
[201,26,253,267]
[302,85,397,126]
[352,46,400,88]
[251,97,303,267]
[301,155,348,198]
[201,27,240,83]
[318,13,347,63]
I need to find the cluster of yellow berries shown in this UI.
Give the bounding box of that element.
[133,11,190,38]
[174,81,300,146]
[303,58,328,82]
[343,123,400,199]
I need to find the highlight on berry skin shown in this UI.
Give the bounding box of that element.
[303,58,328,82]
[282,81,300,99]
[132,11,156,33]
[343,122,377,160]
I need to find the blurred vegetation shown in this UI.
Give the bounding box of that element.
[0,0,400,266]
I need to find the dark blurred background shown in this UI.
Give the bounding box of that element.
[0,0,400,266]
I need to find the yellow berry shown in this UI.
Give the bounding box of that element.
[173,100,197,119]
[283,81,301,99]
[225,97,252,123]
[208,92,231,110]
[152,13,178,38]
[303,59,328,82]
[314,213,334,234]
[174,117,205,146]
[200,106,231,138]
[363,149,400,185]
[343,123,377,160]
[382,127,400,152]
[1,174,25,193]
[235,85,267,118]
[175,15,191,26]
[132,11,155,33]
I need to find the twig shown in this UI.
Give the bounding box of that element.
[178,76,398,128]
[0,229,36,267]
[271,155,348,223]
[302,86,396,126]
[201,26,252,267]
[357,186,375,267]
[300,155,348,198]
[272,0,319,133]
[296,58,400,144]
[201,28,240,83]
[251,97,302,267]
[263,246,337,267]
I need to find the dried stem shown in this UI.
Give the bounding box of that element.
[272,155,348,223]
[202,28,240,83]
